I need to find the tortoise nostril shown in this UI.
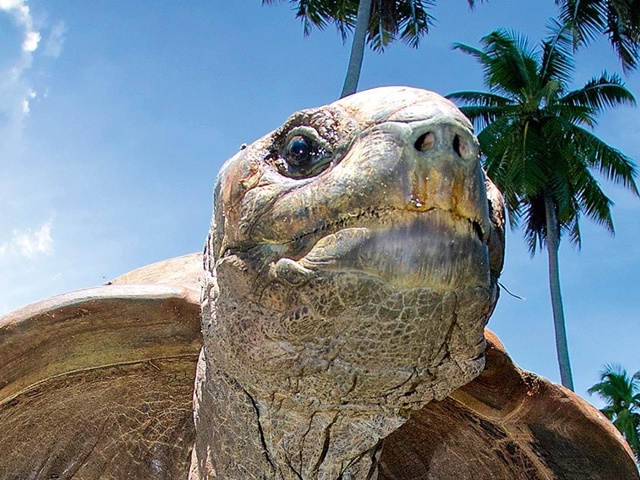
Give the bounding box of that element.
[415,132,435,152]
[416,130,473,158]
[453,134,465,158]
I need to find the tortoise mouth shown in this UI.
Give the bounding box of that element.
[290,205,487,247]
[296,208,490,290]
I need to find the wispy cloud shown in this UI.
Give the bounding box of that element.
[0,221,54,260]
[45,21,66,58]
[0,0,40,143]
[0,1,64,146]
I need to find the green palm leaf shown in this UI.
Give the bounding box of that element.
[540,19,574,85]
[560,73,636,116]
[446,90,513,106]
[558,121,638,193]
[446,90,515,129]
[556,0,640,72]
[589,364,640,459]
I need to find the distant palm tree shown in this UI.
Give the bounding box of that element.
[556,0,640,72]
[588,364,640,460]
[446,23,638,390]
[263,0,481,97]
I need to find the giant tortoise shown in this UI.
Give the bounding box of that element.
[0,87,636,479]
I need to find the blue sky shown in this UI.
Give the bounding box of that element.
[1,0,638,405]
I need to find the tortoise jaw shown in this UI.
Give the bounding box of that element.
[273,208,491,291]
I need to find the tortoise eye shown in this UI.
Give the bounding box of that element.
[287,136,311,166]
[279,133,332,178]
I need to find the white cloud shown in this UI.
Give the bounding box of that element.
[0,0,23,9]
[22,29,40,52]
[0,221,54,260]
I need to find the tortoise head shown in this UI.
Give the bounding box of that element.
[199,86,505,477]
[210,87,504,289]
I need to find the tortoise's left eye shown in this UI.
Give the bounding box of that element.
[280,133,332,178]
[287,136,311,167]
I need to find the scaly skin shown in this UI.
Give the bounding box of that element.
[190,87,505,479]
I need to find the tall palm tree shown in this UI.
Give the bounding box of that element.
[263,0,481,97]
[556,0,640,72]
[588,364,640,460]
[446,24,638,390]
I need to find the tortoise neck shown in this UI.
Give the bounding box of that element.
[189,349,394,480]
[193,256,494,479]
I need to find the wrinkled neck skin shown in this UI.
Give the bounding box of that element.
[189,87,505,480]
[193,261,496,480]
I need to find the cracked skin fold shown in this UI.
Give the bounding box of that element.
[0,87,637,479]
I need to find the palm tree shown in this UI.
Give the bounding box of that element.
[556,0,640,72]
[263,0,481,97]
[588,364,640,460]
[446,24,638,390]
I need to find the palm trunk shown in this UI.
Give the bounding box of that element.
[340,0,373,98]
[543,189,575,391]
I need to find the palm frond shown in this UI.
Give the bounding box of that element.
[566,214,582,248]
[547,102,598,128]
[301,0,335,34]
[557,120,639,195]
[397,0,434,49]
[540,18,575,85]
[556,0,640,72]
[452,42,493,70]
[446,90,514,106]
[522,196,543,253]
[447,90,515,129]
[332,0,355,41]
[454,30,539,98]
[589,364,640,400]
[568,162,615,234]
[605,0,640,72]
[557,0,608,47]
[560,73,636,116]
[266,0,440,52]
[366,0,436,52]
[480,29,539,96]
[263,0,347,35]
